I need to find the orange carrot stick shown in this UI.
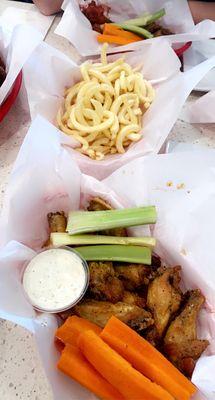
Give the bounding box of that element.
[103,24,142,41]
[55,316,101,346]
[78,330,174,400]
[58,344,125,400]
[101,317,196,400]
[97,34,137,45]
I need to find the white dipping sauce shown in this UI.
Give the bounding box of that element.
[23,248,88,312]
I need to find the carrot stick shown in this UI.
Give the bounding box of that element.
[58,344,125,400]
[78,330,174,400]
[55,316,102,346]
[101,317,196,400]
[103,24,142,41]
[97,34,137,45]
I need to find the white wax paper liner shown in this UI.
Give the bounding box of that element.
[179,40,215,119]
[182,90,215,123]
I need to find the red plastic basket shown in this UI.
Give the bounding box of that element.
[0,71,22,123]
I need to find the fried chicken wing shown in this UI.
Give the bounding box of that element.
[122,291,146,308]
[151,254,162,270]
[74,300,153,331]
[47,211,67,233]
[88,261,124,303]
[147,266,182,338]
[164,289,209,376]
[145,22,172,36]
[87,197,127,237]
[87,197,112,211]
[144,326,161,347]
[114,264,151,291]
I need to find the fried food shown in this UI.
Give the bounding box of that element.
[88,197,127,237]
[87,197,112,211]
[151,254,162,270]
[74,300,153,331]
[80,1,111,32]
[147,266,182,338]
[122,291,146,308]
[88,261,124,303]
[145,22,172,36]
[47,211,67,233]
[57,45,155,160]
[144,326,161,347]
[164,289,209,376]
[114,263,151,290]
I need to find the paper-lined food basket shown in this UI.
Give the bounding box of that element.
[55,0,215,57]
[23,38,215,179]
[0,22,42,119]
[0,116,215,399]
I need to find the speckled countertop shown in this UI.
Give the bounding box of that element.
[0,2,215,399]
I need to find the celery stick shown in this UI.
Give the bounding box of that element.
[145,8,166,25]
[74,245,151,264]
[51,233,156,249]
[119,9,165,27]
[117,24,153,39]
[67,206,157,235]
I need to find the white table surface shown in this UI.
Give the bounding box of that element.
[0,1,215,399]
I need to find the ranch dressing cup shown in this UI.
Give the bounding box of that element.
[22,247,89,313]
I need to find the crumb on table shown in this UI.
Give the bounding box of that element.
[166,181,173,187]
[177,183,185,190]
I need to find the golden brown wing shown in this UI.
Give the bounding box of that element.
[88,261,124,303]
[114,264,151,291]
[164,289,209,376]
[87,197,112,211]
[122,291,146,308]
[147,266,182,338]
[74,300,153,331]
[47,212,67,232]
